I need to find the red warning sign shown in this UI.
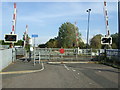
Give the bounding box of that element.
[59,49,64,54]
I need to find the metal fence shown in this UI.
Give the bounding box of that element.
[16,47,26,56]
[0,45,9,49]
[106,49,120,62]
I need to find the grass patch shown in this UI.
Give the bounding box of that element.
[98,60,120,69]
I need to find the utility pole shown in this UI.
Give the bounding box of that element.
[86,9,91,50]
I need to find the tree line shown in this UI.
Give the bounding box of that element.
[1,22,118,49]
[38,22,118,49]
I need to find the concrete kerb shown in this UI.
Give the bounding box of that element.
[48,61,99,64]
[0,63,44,75]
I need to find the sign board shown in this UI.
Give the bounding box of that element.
[4,34,18,43]
[101,37,112,45]
[59,49,65,54]
[32,34,38,38]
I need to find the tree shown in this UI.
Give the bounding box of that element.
[111,33,118,49]
[90,34,103,49]
[38,44,47,48]
[14,40,23,46]
[23,33,31,52]
[58,22,83,48]
[46,37,58,48]
[0,39,24,46]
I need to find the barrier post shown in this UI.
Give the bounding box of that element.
[39,52,40,64]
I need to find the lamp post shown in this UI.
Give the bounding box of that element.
[118,0,120,61]
[118,0,120,49]
[86,9,91,49]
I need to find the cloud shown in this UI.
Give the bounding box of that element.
[2,2,117,42]
[17,2,117,23]
[1,0,118,2]
[33,36,56,45]
[80,29,103,43]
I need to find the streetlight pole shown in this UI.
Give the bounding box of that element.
[118,0,120,49]
[86,9,91,50]
[118,0,120,62]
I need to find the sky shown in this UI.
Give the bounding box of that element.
[1,0,118,45]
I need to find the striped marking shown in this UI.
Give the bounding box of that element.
[14,3,16,8]
[12,25,14,31]
[12,3,17,34]
[103,0,110,36]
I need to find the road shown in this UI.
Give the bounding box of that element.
[2,63,119,88]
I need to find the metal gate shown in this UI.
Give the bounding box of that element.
[35,48,102,62]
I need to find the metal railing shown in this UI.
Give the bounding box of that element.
[106,49,120,62]
[16,47,26,56]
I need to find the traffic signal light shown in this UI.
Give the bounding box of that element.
[101,37,112,45]
[4,34,18,43]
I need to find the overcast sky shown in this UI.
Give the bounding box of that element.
[1,0,118,45]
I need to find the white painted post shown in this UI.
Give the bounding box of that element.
[77,47,80,54]
[33,37,36,66]
[26,50,27,61]
[39,52,40,64]
[76,48,78,59]
[91,48,92,59]
[34,50,35,66]
[12,48,14,62]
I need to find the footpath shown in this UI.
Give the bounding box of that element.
[1,58,43,74]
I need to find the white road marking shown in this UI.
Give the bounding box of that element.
[78,73,79,75]
[64,64,69,70]
[72,69,76,72]
[41,63,44,70]
[63,64,79,80]
[89,83,92,84]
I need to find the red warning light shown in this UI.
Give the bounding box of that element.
[59,49,64,54]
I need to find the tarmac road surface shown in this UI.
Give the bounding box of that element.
[2,62,119,88]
